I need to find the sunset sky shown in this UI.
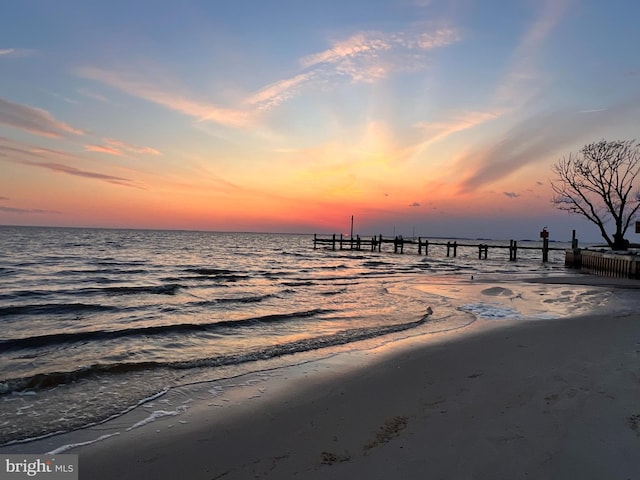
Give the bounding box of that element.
[1,0,639,241]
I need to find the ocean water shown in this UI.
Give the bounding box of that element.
[0,226,609,446]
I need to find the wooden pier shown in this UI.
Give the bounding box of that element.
[313,233,564,262]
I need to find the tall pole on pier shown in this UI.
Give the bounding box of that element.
[350,215,354,250]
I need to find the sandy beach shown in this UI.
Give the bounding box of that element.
[5,275,640,479]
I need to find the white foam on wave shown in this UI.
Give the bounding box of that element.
[10,390,37,396]
[459,302,559,320]
[46,432,121,455]
[126,405,188,431]
[459,302,522,319]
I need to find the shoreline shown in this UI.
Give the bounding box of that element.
[3,275,640,479]
[75,311,640,479]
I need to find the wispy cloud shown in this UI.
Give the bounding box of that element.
[76,67,252,128]
[77,25,459,129]
[242,26,459,116]
[85,138,161,156]
[0,97,84,138]
[0,205,62,214]
[84,144,124,156]
[503,192,520,199]
[23,160,139,187]
[0,48,35,58]
[413,110,501,148]
[443,0,598,194]
[300,33,393,70]
[493,0,571,107]
[0,137,141,188]
[457,99,640,193]
[300,27,459,84]
[578,108,606,114]
[104,138,161,155]
[50,92,79,105]
[78,88,109,103]
[245,73,315,110]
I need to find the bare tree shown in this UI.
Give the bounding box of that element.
[551,139,640,250]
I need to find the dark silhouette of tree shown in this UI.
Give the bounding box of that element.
[551,139,640,250]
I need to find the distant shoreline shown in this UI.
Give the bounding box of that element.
[0,225,603,244]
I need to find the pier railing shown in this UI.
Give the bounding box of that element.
[313,234,563,262]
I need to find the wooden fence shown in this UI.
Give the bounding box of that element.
[566,249,640,279]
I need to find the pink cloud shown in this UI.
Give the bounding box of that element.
[104,138,161,155]
[300,33,392,69]
[85,144,124,156]
[245,73,315,110]
[21,159,141,188]
[0,137,141,188]
[84,138,161,156]
[0,97,84,138]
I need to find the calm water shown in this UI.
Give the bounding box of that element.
[0,227,586,444]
